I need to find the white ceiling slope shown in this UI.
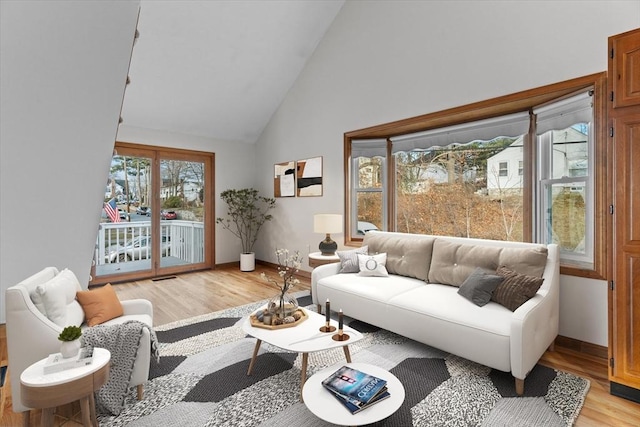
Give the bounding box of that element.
[121,0,344,144]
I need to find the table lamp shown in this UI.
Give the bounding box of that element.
[314,214,342,255]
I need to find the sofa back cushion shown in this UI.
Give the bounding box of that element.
[363,233,434,280]
[428,239,548,286]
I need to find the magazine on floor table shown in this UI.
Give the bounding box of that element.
[321,365,388,405]
[327,386,391,414]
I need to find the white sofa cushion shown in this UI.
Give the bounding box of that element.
[34,268,84,327]
[387,284,512,336]
[317,273,424,304]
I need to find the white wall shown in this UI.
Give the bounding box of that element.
[116,125,256,264]
[254,0,639,346]
[0,1,141,323]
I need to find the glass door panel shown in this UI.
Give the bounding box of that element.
[94,152,154,278]
[159,158,206,268]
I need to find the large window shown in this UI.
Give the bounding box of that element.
[389,112,529,241]
[535,91,593,268]
[345,74,606,278]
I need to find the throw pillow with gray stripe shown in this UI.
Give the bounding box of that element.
[337,245,368,273]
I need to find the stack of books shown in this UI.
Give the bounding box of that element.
[43,346,94,374]
[321,365,390,414]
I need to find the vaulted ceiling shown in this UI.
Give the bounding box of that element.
[121,1,344,144]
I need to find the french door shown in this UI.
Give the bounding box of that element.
[91,142,214,285]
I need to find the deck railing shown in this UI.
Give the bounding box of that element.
[94,220,204,265]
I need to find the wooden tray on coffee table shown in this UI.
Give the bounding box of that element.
[249,307,308,330]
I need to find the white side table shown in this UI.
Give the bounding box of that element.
[302,362,405,426]
[308,251,340,268]
[20,348,110,427]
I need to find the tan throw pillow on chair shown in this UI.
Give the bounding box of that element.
[76,283,124,326]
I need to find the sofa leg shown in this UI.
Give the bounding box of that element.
[548,341,555,352]
[515,378,524,396]
[317,304,322,314]
[137,384,143,400]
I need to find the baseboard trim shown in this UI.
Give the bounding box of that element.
[256,259,311,279]
[611,381,640,403]
[554,335,608,359]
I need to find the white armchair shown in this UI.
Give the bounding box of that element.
[5,267,153,416]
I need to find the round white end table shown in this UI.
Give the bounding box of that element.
[302,362,405,426]
[308,251,340,268]
[20,347,110,427]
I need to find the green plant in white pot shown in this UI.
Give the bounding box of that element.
[216,188,276,271]
[58,325,82,358]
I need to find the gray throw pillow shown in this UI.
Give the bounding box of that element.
[457,267,504,307]
[492,266,545,311]
[337,246,368,273]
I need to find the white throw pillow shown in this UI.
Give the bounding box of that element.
[35,268,84,327]
[357,253,389,277]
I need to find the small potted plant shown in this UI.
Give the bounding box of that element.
[216,188,276,271]
[58,325,82,358]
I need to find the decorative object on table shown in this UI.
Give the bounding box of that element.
[249,306,308,330]
[251,249,306,329]
[43,346,94,374]
[314,213,342,255]
[296,156,323,197]
[320,298,336,332]
[274,161,296,197]
[216,188,276,271]
[58,325,82,358]
[321,365,389,411]
[333,309,350,341]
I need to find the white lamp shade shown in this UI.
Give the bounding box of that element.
[314,214,343,234]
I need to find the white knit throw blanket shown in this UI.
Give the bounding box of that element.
[82,320,159,415]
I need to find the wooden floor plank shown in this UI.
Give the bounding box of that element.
[1,265,638,426]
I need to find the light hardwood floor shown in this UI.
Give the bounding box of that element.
[1,265,638,426]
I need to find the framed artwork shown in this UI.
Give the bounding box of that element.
[297,156,322,197]
[274,161,296,197]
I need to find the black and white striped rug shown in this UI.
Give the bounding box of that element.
[98,293,589,426]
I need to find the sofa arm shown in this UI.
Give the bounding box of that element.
[510,256,560,380]
[311,263,342,305]
[121,299,154,320]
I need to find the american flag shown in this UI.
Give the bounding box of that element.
[104,198,120,223]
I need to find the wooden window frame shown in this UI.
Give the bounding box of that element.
[344,72,607,279]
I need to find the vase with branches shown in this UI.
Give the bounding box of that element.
[261,249,303,319]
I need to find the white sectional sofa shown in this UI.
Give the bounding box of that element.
[311,231,559,394]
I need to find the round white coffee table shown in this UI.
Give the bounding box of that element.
[302,362,405,426]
